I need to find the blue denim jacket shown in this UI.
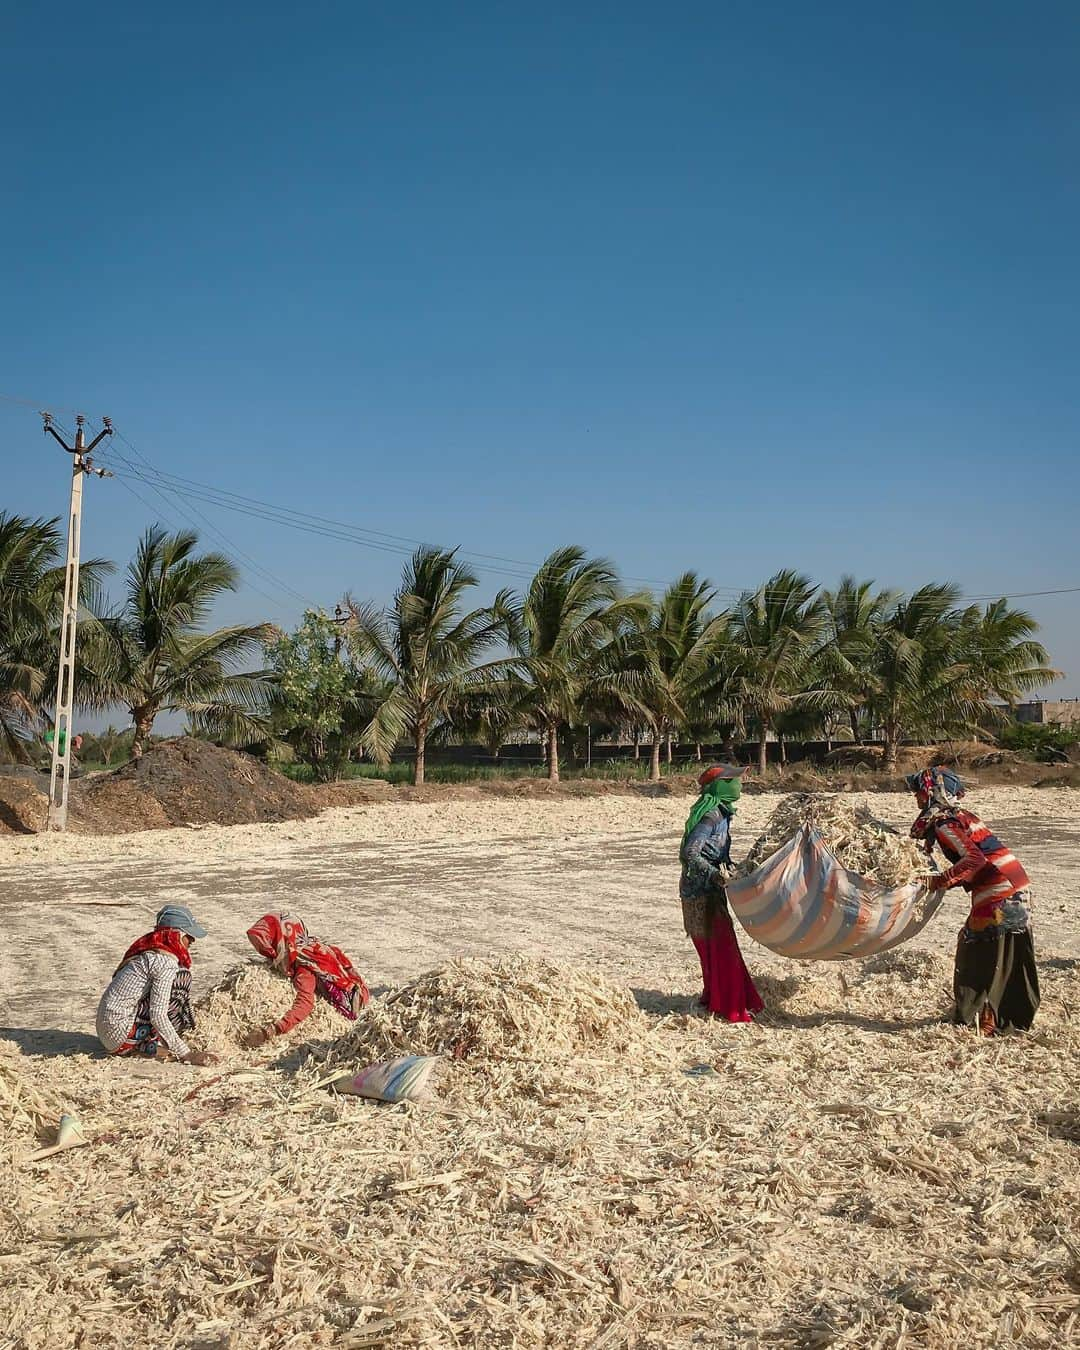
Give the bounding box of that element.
[679,808,733,901]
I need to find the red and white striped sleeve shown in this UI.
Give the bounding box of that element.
[933,819,986,889]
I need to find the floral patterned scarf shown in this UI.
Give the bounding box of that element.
[246,912,368,1020]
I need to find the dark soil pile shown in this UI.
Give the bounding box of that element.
[68,738,320,833]
[0,776,48,834]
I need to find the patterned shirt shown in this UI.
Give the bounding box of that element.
[679,809,733,901]
[930,809,1030,909]
[95,950,191,1058]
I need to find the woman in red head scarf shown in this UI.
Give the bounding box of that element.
[241,912,369,1048]
[680,764,763,1022]
[96,905,218,1066]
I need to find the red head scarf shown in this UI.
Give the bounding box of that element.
[116,927,192,976]
[698,763,745,788]
[246,912,368,1020]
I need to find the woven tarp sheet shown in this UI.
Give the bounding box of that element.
[725,825,944,961]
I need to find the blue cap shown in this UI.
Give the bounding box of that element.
[155,905,208,939]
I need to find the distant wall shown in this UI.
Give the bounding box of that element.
[1013,700,1080,728]
[389,739,882,768]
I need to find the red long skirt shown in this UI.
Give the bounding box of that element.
[692,915,763,1022]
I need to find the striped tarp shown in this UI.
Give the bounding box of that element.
[725,825,945,961]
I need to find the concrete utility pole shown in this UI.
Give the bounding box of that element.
[42,413,114,831]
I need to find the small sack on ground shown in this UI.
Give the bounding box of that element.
[333,1054,439,1104]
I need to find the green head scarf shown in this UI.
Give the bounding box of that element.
[683,773,741,841]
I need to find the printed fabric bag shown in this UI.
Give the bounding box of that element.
[333,1055,439,1104]
[724,825,945,961]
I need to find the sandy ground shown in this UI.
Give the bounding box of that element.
[1,788,1076,1051]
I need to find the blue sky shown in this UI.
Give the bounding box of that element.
[2,1,1078,701]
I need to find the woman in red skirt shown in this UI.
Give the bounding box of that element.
[679,764,763,1022]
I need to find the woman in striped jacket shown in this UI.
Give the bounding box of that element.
[908,767,1039,1035]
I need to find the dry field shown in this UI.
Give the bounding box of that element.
[1,789,1078,1348]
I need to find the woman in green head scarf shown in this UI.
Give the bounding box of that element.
[684,770,743,839]
[679,765,763,1022]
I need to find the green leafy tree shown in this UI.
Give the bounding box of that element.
[349,548,510,785]
[951,599,1060,727]
[452,682,529,764]
[97,725,130,766]
[820,576,898,743]
[607,572,732,781]
[81,724,129,767]
[96,526,273,757]
[727,570,830,773]
[999,720,1077,761]
[865,583,963,769]
[0,512,111,760]
[505,547,643,782]
[266,610,385,781]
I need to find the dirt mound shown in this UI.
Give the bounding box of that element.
[69,738,319,833]
[0,777,48,834]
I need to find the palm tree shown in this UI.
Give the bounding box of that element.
[505,547,642,782]
[453,681,529,765]
[951,599,1059,729]
[865,583,962,769]
[348,547,510,785]
[609,573,733,781]
[821,576,898,743]
[727,570,829,773]
[0,512,111,759]
[95,526,273,757]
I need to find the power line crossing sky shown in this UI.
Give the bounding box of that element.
[2,2,1077,694]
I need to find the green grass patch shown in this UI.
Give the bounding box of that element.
[276,757,699,785]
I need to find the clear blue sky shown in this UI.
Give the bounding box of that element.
[3,1,1078,698]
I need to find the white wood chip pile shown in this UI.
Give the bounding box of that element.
[193,961,347,1055]
[1,953,1077,1348]
[742,793,936,886]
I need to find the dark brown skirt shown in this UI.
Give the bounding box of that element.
[953,929,1040,1031]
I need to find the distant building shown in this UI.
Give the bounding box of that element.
[1012,699,1080,728]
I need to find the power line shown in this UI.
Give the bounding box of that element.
[11,389,1080,607]
[102,463,1080,606]
[110,427,315,606]
[105,463,546,582]
[90,442,686,587]
[957,586,1080,602]
[94,453,556,581]
[0,391,81,417]
[88,422,316,612]
[101,459,1080,605]
[107,469,298,615]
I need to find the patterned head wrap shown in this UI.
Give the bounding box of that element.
[906,766,965,808]
[907,766,966,840]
